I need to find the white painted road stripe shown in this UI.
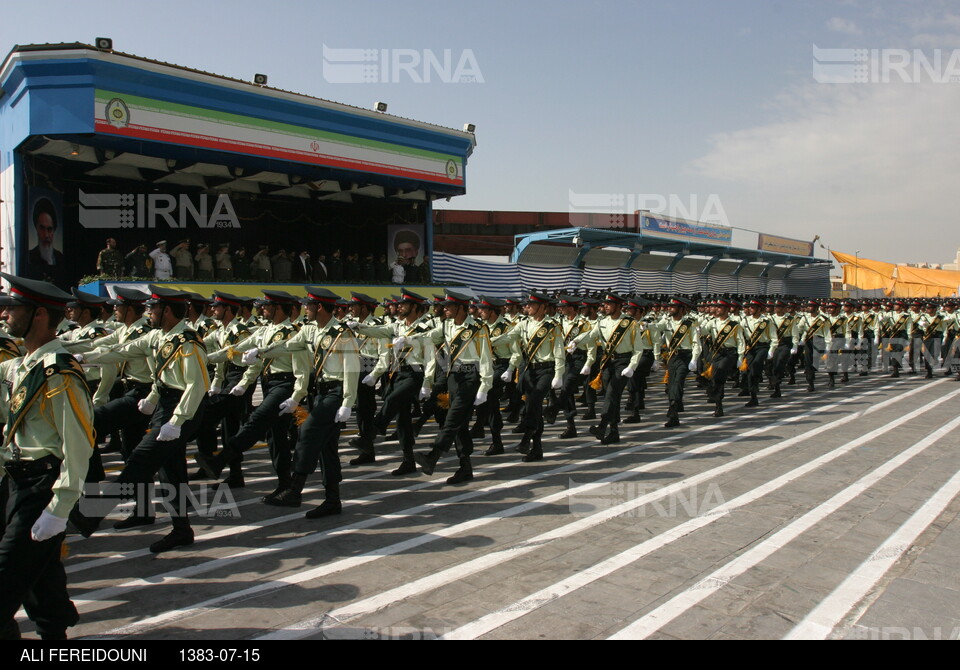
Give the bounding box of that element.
[784,458,960,639]
[76,383,867,617]
[608,398,960,639]
[443,386,960,639]
[254,385,936,639]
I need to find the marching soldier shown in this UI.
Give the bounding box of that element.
[700,297,745,417]
[498,293,565,459]
[575,292,641,444]
[246,287,359,518]
[473,297,513,454]
[739,298,778,407]
[543,295,593,438]
[658,297,702,428]
[70,286,210,554]
[0,274,94,640]
[915,300,946,379]
[878,299,914,378]
[198,290,309,497]
[769,298,799,397]
[61,288,154,529]
[347,293,389,466]
[941,300,959,378]
[414,290,494,482]
[622,296,660,423]
[796,300,829,392]
[352,290,435,474]
[193,292,253,489]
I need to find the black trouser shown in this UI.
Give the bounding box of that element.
[626,350,655,411]
[863,331,876,371]
[519,363,553,438]
[550,352,585,421]
[431,368,480,458]
[707,348,738,403]
[666,350,693,418]
[101,389,205,527]
[886,334,907,372]
[196,366,246,461]
[94,381,153,462]
[771,339,793,387]
[802,339,818,386]
[355,362,379,452]
[293,382,343,488]
[0,463,78,638]
[475,359,509,440]
[375,368,425,463]
[599,354,631,427]
[743,343,770,396]
[919,337,940,376]
[226,375,294,479]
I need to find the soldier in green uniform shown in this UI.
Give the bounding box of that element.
[70,286,210,553]
[0,273,94,640]
[658,297,702,428]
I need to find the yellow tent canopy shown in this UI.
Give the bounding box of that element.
[832,251,959,298]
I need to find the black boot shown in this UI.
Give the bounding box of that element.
[261,475,291,504]
[589,422,607,441]
[305,483,342,518]
[514,432,531,455]
[523,435,543,462]
[263,473,307,507]
[600,427,620,444]
[770,386,782,399]
[196,449,230,480]
[559,420,577,439]
[582,406,596,421]
[415,448,442,475]
[827,373,836,388]
[447,457,474,484]
[469,423,485,439]
[744,394,759,408]
[349,452,376,466]
[542,406,559,425]
[622,410,642,424]
[713,402,724,418]
[391,460,418,476]
[150,521,194,554]
[114,514,155,531]
[485,436,505,456]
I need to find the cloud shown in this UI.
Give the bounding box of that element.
[827,17,862,35]
[688,82,960,263]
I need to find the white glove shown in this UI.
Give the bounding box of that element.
[346,320,360,330]
[392,336,406,349]
[621,367,635,378]
[501,368,514,382]
[652,360,662,373]
[474,391,488,406]
[579,364,592,376]
[874,338,881,347]
[845,338,854,349]
[362,373,377,387]
[767,349,775,360]
[208,384,221,397]
[241,348,259,365]
[156,422,181,442]
[419,386,431,401]
[229,384,247,396]
[335,407,352,423]
[551,376,563,390]
[31,511,67,542]
[73,353,85,364]
[565,342,577,354]
[137,399,156,415]
[790,347,798,355]
[278,398,297,415]
[688,361,698,372]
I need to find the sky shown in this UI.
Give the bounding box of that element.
[3,0,959,266]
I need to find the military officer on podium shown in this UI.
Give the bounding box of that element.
[0,273,94,640]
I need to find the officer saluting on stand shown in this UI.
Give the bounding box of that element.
[0,273,95,640]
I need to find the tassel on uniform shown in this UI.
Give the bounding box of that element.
[293,405,310,427]
[702,364,714,380]
[739,358,749,372]
[61,543,70,561]
[437,392,451,410]
[589,373,603,391]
